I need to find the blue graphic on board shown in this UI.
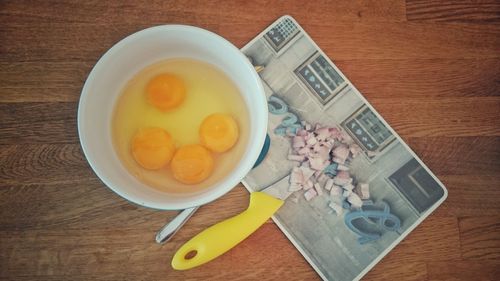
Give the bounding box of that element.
[268,95,303,136]
[344,201,401,245]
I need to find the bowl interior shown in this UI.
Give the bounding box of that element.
[78,25,267,210]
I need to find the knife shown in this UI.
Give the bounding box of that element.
[171,174,293,270]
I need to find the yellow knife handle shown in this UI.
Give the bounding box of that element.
[171,192,284,270]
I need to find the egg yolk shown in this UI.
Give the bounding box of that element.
[170,144,214,184]
[132,127,175,170]
[199,113,239,153]
[146,74,186,111]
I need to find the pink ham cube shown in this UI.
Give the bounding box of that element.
[304,189,318,201]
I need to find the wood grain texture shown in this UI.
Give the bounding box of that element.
[0,103,78,144]
[1,0,499,280]
[427,260,500,281]
[459,216,500,260]
[406,0,500,23]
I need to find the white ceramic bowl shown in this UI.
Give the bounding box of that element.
[78,25,267,210]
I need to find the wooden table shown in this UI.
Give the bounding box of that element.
[1,1,499,280]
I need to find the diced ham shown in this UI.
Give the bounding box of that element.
[296,128,308,136]
[347,193,363,208]
[306,137,317,146]
[304,189,317,201]
[339,130,354,144]
[314,145,331,159]
[327,138,336,146]
[313,182,323,196]
[333,171,352,186]
[288,154,306,162]
[297,147,309,155]
[328,201,343,216]
[290,166,315,190]
[356,183,370,199]
[324,178,334,191]
[313,170,322,178]
[289,183,302,192]
[337,164,349,171]
[313,142,321,152]
[330,185,343,198]
[337,170,350,179]
[343,183,354,192]
[292,136,306,148]
[324,141,334,150]
[304,180,314,190]
[285,121,371,211]
[317,174,328,185]
[332,157,345,164]
[290,167,304,184]
[332,145,350,163]
[333,176,352,186]
[349,144,363,157]
[329,127,342,139]
[315,127,331,141]
[300,166,315,182]
[309,157,328,171]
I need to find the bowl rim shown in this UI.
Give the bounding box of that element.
[77,24,267,210]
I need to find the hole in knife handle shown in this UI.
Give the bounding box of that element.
[184,250,197,260]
